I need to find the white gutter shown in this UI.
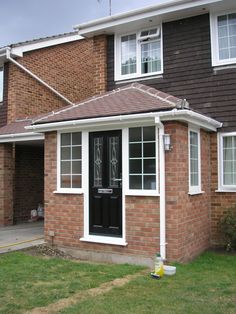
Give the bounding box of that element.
[74,0,221,35]
[155,117,166,260]
[26,109,222,133]
[0,132,44,143]
[5,48,74,106]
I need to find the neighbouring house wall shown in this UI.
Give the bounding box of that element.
[14,145,44,222]
[210,133,236,246]
[107,13,236,132]
[165,122,211,262]
[44,132,160,264]
[0,143,14,225]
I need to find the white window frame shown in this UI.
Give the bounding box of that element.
[115,25,163,81]
[124,125,159,196]
[0,66,4,103]
[188,127,202,195]
[218,132,236,192]
[210,10,236,67]
[55,130,84,194]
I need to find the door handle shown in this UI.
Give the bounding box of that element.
[113,178,122,182]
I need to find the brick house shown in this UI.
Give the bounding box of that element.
[0,31,105,224]
[1,0,236,265]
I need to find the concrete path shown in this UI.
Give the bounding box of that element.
[0,221,44,254]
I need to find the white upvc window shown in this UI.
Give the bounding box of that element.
[0,67,4,103]
[115,26,163,81]
[218,133,236,191]
[57,131,82,193]
[127,126,158,195]
[188,128,201,194]
[210,11,236,66]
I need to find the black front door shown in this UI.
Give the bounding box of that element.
[89,130,122,237]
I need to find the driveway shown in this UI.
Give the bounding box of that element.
[0,221,44,254]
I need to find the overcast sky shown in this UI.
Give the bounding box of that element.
[0,0,171,47]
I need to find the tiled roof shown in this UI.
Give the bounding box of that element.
[0,31,79,50]
[0,120,33,135]
[32,83,183,125]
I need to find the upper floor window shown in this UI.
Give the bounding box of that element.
[0,67,3,103]
[115,26,163,81]
[211,12,236,66]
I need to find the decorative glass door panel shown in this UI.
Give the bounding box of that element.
[89,131,122,237]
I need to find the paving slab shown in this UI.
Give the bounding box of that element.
[0,221,44,254]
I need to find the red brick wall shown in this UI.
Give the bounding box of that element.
[44,132,160,259]
[0,143,14,225]
[14,145,44,222]
[93,35,108,95]
[6,39,96,123]
[210,133,236,246]
[165,122,211,262]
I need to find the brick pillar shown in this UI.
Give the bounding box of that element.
[93,35,107,95]
[0,143,14,226]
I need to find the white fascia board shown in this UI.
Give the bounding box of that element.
[26,110,222,133]
[75,0,221,36]
[157,109,222,131]
[0,132,44,143]
[11,34,83,56]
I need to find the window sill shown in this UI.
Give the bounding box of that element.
[213,63,236,73]
[125,190,160,197]
[53,189,83,195]
[188,191,205,196]
[80,236,128,246]
[115,74,163,84]
[215,189,236,193]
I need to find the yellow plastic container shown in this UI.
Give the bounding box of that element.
[154,254,164,277]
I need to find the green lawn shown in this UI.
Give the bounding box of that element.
[60,252,236,314]
[0,252,142,314]
[0,251,235,314]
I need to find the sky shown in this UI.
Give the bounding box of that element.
[0,0,171,47]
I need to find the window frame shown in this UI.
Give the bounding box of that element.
[125,125,159,196]
[210,10,236,67]
[218,132,236,192]
[115,25,163,81]
[188,127,202,195]
[56,130,83,194]
[0,66,4,103]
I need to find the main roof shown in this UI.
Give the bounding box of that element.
[32,83,183,125]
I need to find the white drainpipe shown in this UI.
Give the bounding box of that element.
[5,48,74,106]
[155,117,166,260]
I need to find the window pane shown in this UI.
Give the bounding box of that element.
[94,137,103,187]
[129,143,142,158]
[72,146,81,159]
[61,175,71,188]
[189,131,199,188]
[121,34,136,75]
[61,161,71,174]
[72,132,81,145]
[129,127,141,142]
[141,40,161,74]
[143,143,155,157]
[218,13,236,60]
[143,126,155,141]
[129,159,142,174]
[0,68,3,102]
[144,159,155,174]
[72,175,81,188]
[129,175,142,189]
[72,161,81,174]
[61,147,71,160]
[144,176,156,190]
[61,133,71,146]
[223,136,236,186]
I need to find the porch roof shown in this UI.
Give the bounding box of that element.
[31,83,182,125]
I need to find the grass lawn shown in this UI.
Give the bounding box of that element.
[0,251,142,314]
[60,252,236,314]
[0,251,235,314]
